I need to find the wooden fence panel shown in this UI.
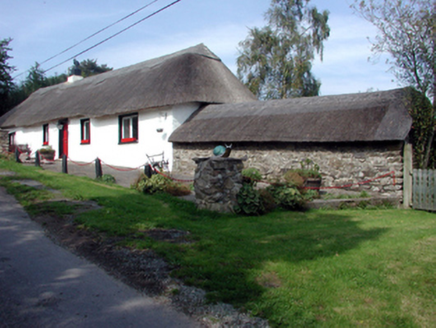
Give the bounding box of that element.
[413,169,436,211]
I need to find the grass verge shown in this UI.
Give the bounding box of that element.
[1,158,435,327]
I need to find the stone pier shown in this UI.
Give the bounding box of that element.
[193,157,244,213]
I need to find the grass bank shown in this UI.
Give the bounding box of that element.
[1,158,435,327]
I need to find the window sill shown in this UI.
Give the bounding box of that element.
[120,138,138,144]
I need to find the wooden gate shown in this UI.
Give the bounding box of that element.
[413,169,436,211]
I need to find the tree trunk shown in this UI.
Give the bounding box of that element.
[423,126,434,168]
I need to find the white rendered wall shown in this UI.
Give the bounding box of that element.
[12,122,60,157]
[67,103,199,169]
[11,103,199,169]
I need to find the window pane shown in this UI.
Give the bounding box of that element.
[84,121,90,140]
[120,114,138,142]
[43,124,49,143]
[123,117,131,139]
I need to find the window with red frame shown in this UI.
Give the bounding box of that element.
[80,119,91,144]
[119,114,138,143]
[43,124,49,145]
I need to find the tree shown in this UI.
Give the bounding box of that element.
[406,87,434,168]
[5,58,111,112]
[68,59,113,77]
[237,0,330,100]
[4,63,48,111]
[0,38,16,115]
[46,73,68,86]
[6,65,68,111]
[23,63,48,94]
[351,0,435,168]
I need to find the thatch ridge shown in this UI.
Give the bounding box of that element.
[0,44,256,128]
[169,88,413,143]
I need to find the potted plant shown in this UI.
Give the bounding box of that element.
[284,159,322,190]
[298,159,322,189]
[38,146,56,160]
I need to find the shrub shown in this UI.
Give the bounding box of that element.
[299,158,322,179]
[267,184,306,210]
[301,189,319,201]
[235,183,265,216]
[99,174,116,184]
[237,167,319,215]
[138,174,170,194]
[39,146,54,155]
[242,167,262,186]
[133,173,191,196]
[259,188,277,212]
[283,170,305,187]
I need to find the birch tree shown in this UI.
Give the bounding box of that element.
[237,0,330,100]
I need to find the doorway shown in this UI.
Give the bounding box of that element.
[8,132,16,152]
[58,121,68,158]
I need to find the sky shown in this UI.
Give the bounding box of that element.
[1,0,400,96]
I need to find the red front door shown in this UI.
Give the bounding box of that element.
[59,123,68,158]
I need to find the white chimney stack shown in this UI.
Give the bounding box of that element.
[67,59,84,83]
[67,74,83,83]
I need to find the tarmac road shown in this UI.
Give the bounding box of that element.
[0,186,198,328]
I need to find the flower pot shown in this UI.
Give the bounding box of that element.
[39,151,55,161]
[304,178,322,190]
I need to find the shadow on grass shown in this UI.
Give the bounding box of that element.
[89,193,389,307]
[0,165,389,308]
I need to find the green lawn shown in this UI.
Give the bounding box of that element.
[1,158,435,327]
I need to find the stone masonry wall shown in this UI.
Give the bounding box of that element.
[193,157,244,213]
[173,142,404,199]
[0,130,8,154]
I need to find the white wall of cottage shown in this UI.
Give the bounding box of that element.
[10,103,199,169]
[11,123,60,157]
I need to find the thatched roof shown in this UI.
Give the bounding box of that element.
[169,88,413,143]
[0,44,256,128]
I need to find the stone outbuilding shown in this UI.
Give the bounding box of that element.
[169,88,414,206]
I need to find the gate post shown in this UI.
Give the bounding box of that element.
[95,157,103,179]
[35,151,40,167]
[144,164,153,178]
[15,148,21,163]
[62,154,68,174]
[403,141,413,208]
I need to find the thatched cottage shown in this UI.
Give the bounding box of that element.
[169,88,414,204]
[0,44,256,168]
[1,43,414,205]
